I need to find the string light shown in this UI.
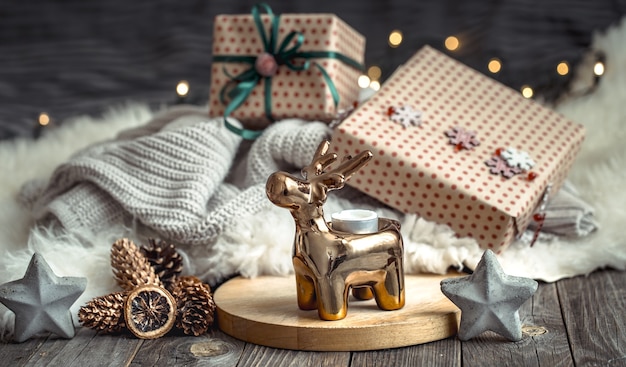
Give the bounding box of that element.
[487,58,501,74]
[367,65,381,91]
[176,80,190,97]
[38,113,50,126]
[388,30,403,48]
[367,65,382,81]
[521,85,534,99]
[357,74,371,89]
[387,31,606,100]
[556,61,569,76]
[444,36,460,51]
[369,80,381,91]
[593,61,605,76]
[34,112,51,139]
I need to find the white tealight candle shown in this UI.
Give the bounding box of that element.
[331,209,379,234]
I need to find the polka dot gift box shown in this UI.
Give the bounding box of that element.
[330,45,586,253]
[209,4,365,137]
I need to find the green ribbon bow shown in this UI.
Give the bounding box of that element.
[213,3,364,140]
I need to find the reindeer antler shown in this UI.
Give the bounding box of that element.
[303,141,373,191]
[301,141,338,180]
[332,150,373,182]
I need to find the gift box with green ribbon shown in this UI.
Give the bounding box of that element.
[209,4,365,140]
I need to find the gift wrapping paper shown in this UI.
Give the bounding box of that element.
[209,12,365,127]
[331,46,586,253]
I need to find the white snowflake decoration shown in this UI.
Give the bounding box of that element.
[445,126,480,150]
[500,147,535,171]
[390,105,422,128]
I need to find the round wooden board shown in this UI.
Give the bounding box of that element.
[214,274,461,351]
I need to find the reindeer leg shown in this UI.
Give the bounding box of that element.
[372,261,405,311]
[352,286,374,300]
[316,276,349,320]
[292,258,317,310]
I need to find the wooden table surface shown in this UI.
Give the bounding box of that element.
[3,269,625,367]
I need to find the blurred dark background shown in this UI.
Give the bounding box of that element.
[1,0,625,140]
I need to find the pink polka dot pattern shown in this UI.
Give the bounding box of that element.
[330,45,586,253]
[208,13,365,126]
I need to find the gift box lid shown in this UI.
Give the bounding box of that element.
[332,45,586,250]
[212,12,364,59]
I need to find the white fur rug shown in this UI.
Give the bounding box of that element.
[1,18,626,339]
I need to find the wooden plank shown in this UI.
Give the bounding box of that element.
[236,344,350,367]
[13,327,143,367]
[519,282,575,366]
[0,333,50,366]
[127,329,245,367]
[214,275,460,351]
[351,337,461,367]
[3,270,624,366]
[461,281,574,366]
[557,269,626,367]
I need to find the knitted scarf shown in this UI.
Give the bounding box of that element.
[22,106,332,246]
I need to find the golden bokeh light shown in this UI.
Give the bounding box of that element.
[521,85,534,99]
[556,61,569,76]
[367,65,382,81]
[388,30,403,48]
[38,113,50,126]
[176,80,190,97]
[487,58,501,74]
[357,74,371,88]
[444,36,460,51]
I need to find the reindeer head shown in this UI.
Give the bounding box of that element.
[266,141,373,211]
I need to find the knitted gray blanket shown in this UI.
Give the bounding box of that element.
[21,106,332,247]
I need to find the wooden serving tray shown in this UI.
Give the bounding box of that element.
[214,273,461,351]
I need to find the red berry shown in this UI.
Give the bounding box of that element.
[527,172,538,181]
[454,143,463,152]
[386,106,395,116]
[495,148,504,156]
[533,213,545,222]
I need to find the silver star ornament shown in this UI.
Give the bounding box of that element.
[440,250,538,341]
[0,253,87,342]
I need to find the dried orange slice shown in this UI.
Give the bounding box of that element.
[124,285,176,339]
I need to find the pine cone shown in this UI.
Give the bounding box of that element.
[140,238,183,291]
[170,276,216,336]
[111,238,162,291]
[79,292,127,333]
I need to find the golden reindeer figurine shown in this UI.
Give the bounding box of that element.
[266,140,405,321]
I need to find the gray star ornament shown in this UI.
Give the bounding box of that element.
[0,253,87,342]
[440,250,538,341]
